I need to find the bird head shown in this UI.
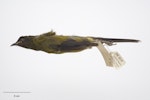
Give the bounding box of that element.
[11,36,35,49]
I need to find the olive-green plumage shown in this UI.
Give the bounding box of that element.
[11,31,139,54]
[11,31,98,53]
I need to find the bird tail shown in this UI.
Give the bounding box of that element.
[93,37,140,68]
[93,37,140,46]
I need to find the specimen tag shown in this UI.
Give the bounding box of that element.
[110,52,125,68]
[97,41,113,67]
[97,41,125,68]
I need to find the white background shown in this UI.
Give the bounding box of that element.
[0,0,150,100]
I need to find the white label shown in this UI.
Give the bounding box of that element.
[110,52,126,68]
[97,41,113,66]
[97,41,125,68]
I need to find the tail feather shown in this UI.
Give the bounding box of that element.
[93,37,140,46]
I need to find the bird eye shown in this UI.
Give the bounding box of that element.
[21,38,24,41]
[19,37,25,41]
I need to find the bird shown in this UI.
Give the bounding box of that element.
[11,30,140,68]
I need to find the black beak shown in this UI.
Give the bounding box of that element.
[11,43,16,46]
[11,42,19,46]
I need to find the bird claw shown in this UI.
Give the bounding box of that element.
[102,41,116,46]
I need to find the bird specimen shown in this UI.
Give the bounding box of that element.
[11,30,140,68]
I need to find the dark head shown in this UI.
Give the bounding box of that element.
[11,36,35,49]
